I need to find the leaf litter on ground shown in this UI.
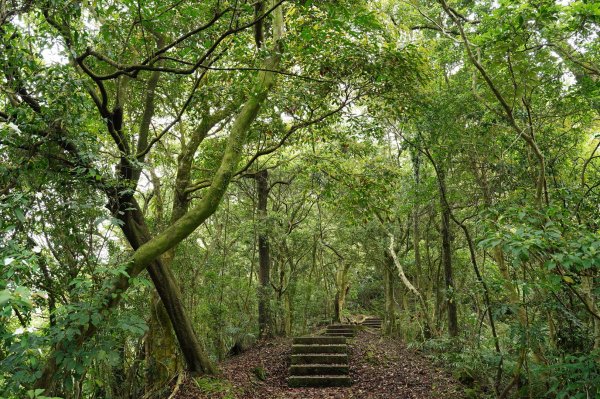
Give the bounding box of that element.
[174,330,465,399]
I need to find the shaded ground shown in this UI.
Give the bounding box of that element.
[174,329,465,399]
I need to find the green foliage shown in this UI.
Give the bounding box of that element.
[1,0,599,397]
[0,389,63,399]
[194,377,236,398]
[251,366,267,381]
[545,351,600,399]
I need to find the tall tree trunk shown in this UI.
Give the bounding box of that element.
[145,292,178,393]
[438,168,458,337]
[284,289,293,336]
[145,172,177,390]
[582,276,600,349]
[383,256,396,335]
[256,169,273,338]
[410,147,422,289]
[334,262,350,323]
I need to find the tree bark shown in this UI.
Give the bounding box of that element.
[256,169,273,338]
[283,289,293,336]
[410,147,422,289]
[116,201,217,375]
[383,257,396,335]
[145,292,178,393]
[582,276,600,349]
[145,110,231,389]
[438,168,458,337]
[334,262,350,323]
[388,234,434,337]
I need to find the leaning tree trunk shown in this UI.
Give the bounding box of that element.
[118,200,216,375]
[387,234,434,337]
[34,50,282,392]
[145,113,232,388]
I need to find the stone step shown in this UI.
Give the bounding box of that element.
[292,344,347,354]
[327,324,356,330]
[325,331,355,336]
[289,364,349,376]
[293,336,346,345]
[325,332,354,337]
[288,375,352,388]
[291,353,348,365]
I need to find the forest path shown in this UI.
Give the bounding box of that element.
[174,329,466,399]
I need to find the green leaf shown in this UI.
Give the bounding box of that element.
[562,276,575,284]
[0,290,11,306]
[15,208,25,223]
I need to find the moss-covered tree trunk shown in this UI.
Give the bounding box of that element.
[145,292,178,393]
[117,201,216,375]
[334,262,351,323]
[145,110,233,389]
[34,30,283,395]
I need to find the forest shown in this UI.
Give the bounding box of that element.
[1,0,599,398]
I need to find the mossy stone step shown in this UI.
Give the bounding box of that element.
[289,332,352,388]
[327,324,356,330]
[289,364,349,375]
[326,328,355,333]
[291,353,348,364]
[288,375,352,387]
[293,336,346,345]
[292,344,347,354]
[363,318,383,328]
[325,332,355,337]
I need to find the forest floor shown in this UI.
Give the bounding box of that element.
[172,329,466,399]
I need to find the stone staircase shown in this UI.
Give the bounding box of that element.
[288,335,352,387]
[325,323,356,337]
[362,316,382,329]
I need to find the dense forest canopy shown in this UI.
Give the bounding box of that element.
[1,0,599,398]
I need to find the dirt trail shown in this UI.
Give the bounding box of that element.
[174,330,465,399]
